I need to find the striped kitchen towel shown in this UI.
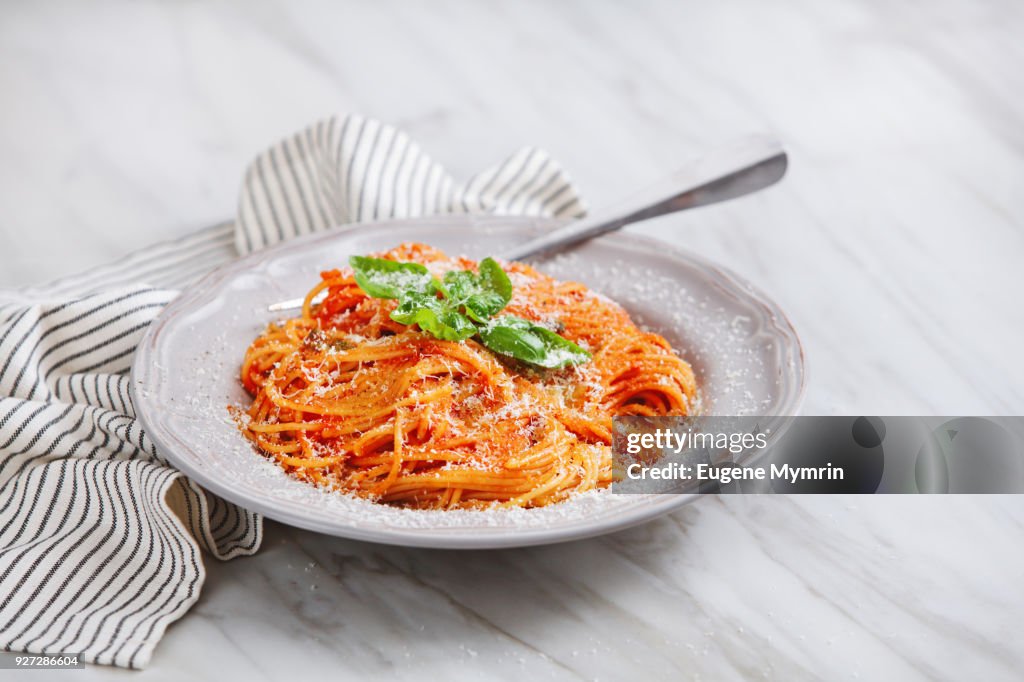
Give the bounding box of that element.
[236,114,584,253]
[0,113,584,669]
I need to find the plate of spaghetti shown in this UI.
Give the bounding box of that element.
[132,215,804,548]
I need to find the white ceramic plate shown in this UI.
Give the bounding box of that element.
[131,216,805,548]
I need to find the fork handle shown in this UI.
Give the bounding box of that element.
[502,134,787,262]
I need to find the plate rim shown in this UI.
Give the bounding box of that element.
[131,215,806,549]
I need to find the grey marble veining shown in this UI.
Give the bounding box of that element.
[1,0,1022,679]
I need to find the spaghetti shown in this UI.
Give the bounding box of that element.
[238,243,697,509]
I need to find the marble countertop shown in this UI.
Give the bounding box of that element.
[2,0,1022,679]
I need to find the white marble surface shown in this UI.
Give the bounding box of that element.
[2,0,1023,679]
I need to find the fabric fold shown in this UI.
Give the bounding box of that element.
[237,113,585,254]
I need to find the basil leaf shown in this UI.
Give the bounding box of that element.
[349,256,435,299]
[442,257,513,322]
[478,316,591,369]
[477,257,513,309]
[390,292,476,341]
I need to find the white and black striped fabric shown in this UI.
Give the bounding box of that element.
[0,114,584,669]
[0,224,257,669]
[237,114,585,253]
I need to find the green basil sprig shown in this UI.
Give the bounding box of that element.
[390,291,477,341]
[442,257,513,322]
[347,255,590,369]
